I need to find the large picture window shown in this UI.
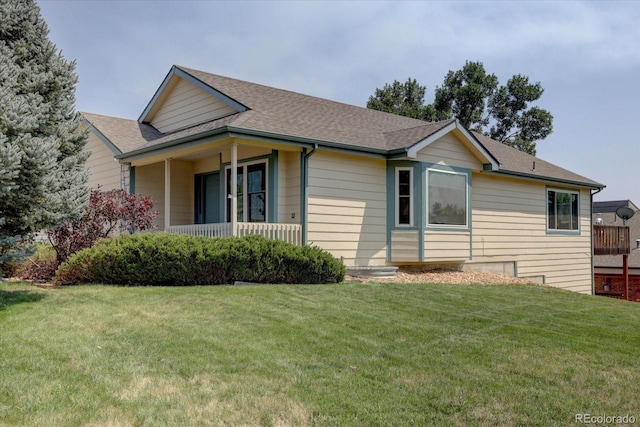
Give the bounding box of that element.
[396,167,413,226]
[226,161,267,222]
[547,189,579,231]
[427,169,467,227]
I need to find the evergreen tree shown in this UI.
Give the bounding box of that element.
[0,0,88,276]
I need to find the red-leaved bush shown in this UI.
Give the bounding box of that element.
[47,187,158,264]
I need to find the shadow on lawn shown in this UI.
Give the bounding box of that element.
[0,288,46,311]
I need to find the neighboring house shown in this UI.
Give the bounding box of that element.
[81,65,604,293]
[593,200,640,300]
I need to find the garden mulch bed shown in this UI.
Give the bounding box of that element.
[346,270,536,285]
[7,271,536,287]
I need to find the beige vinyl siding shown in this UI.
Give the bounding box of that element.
[391,230,420,262]
[471,173,593,293]
[85,133,122,190]
[307,151,387,266]
[192,156,221,175]
[135,163,165,230]
[416,133,483,170]
[424,231,471,260]
[278,151,300,224]
[168,160,194,226]
[150,78,237,133]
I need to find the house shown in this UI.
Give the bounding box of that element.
[593,200,640,300]
[81,65,604,293]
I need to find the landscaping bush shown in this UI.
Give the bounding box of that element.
[47,187,158,264]
[54,233,346,286]
[6,244,58,282]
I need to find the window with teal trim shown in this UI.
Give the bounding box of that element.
[396,167,413,226]
[427,169,467,227]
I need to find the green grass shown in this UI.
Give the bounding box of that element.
[1,281,639,426]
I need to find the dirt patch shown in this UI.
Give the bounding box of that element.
[346,270,536,285]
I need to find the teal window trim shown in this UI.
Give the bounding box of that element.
[546,186,581,235]
[387,161,422,261]
[395,166,414,227]
[387,161,474,262]
[424,164,472,232]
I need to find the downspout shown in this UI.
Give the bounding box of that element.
[301,143,318,245]
[590,187,604,295]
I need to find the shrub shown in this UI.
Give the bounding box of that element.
[47,187,158,263]
[54,233,346,286]
[8,244,58,282]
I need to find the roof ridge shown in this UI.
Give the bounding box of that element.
[383,119,455,135]
[176,65,433,127]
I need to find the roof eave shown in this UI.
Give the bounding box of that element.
[115,126,231,161]
[489,168,605,190]
[81,115,122,155]
[116,125,390,162]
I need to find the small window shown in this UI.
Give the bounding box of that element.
[548,189,579,231]
[427,169,467,227]
[396,168,413,226]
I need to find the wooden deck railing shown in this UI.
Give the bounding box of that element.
[593,225,630,255]
[167,222,302,246]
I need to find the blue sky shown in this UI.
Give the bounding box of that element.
[37,0,639,203]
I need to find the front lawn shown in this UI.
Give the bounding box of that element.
[1,281,639,426]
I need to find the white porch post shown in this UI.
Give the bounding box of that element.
[230,143,238,236]
[164,158,171,230]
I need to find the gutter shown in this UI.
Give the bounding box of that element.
[590,186,605,296]
[116,125,388,163]
[488,168,605,191]
[301,143,318,246]
[115,126,230,161]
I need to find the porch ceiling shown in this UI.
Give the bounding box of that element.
[128,136,303,167]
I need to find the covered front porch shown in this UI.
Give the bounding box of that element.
[126,136,309,247]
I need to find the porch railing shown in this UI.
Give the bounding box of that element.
[167,222,302,246]
[593,225,630,255]
[167,223,233,238]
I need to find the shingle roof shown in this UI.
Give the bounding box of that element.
[82,112,163,153]
[176,66,447,151]
[383,121,456,151]
[473,133,602,187]
[82,65,604,189]
[593,200,639,214]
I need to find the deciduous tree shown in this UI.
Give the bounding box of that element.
[367,61,553,155]
[366,78,435,121]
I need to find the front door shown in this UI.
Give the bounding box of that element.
[194,171,220,224]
